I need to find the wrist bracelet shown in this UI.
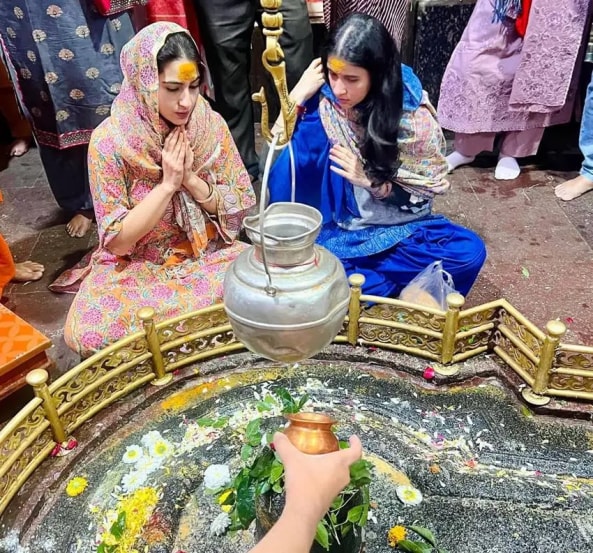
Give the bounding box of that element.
[296,104,306,118]
[196,183,215,204]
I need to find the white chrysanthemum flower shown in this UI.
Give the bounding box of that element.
[210,512,231,536]
[135,454,161,475]
[141,430,163,447]
[149,438,174,460]
[396,485,423,506]
[122,445,144,464]
[121,470,148,494]
[204,464,231,490]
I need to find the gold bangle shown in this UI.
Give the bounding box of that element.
[196,183,215,204]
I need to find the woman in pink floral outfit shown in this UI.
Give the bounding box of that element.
[51,22,255,357]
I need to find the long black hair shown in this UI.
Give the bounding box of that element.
[322,13,403,186]
[156,31,205,85]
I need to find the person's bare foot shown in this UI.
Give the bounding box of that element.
[9,137,31,157]
[13,260,45,282]
[554,175,593,201]
[66,212,93,238]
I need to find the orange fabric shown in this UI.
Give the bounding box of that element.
[515,0,532,37]
[0,234,16,297]
[0,303,51,377]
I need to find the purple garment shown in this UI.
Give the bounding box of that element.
[438,0,591,134]
[509,0,592,114]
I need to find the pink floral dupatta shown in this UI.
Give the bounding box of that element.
[109,22,251,257]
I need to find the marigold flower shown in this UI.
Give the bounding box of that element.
[66,476,88,497]
[387,525,407,547]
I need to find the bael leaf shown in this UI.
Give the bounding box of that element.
[245,419,263,446]
[109,511,126,540]
[408,525,437,547]
[212,416,229,429]
[349,459,373,486]
[236,477,257,528]
[396,540,429,553]
[346,504,364,524]
[258,481,271,495]
[315,521,330,550]
[269,463,284,484]
[272,481,283,493]
[241,444,253,461]
[196,417,216,427]
[358,500,369,527]
[330,495,344,510]
[250,449,274,479]
[297,393,310,410]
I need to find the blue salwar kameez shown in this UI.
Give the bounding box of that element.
[268,66,486,298]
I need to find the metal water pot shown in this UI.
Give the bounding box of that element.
[223,201,350,363]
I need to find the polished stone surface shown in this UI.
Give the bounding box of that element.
[2,354,593,553]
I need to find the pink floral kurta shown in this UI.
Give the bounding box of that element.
[50,22,255,356]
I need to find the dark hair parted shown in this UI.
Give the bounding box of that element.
[156,31,205,84]
[322,13,403,185]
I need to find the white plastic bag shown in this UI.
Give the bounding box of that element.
[399,260,456,310]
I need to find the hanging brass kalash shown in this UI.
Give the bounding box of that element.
[223,0,351,366]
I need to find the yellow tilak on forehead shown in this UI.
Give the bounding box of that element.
[328,56,347,73]
[177,61,198,82]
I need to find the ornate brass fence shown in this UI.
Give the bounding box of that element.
[1,275,593,518]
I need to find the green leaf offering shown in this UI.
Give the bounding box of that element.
[315,521,330,551]
[408,525,437,547]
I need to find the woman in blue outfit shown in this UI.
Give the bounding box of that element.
[267,13,486,298]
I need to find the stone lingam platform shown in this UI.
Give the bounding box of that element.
[1,349,593,553]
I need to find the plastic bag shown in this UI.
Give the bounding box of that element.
[399,260,456,310]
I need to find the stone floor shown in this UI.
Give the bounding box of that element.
[0,131,592,418]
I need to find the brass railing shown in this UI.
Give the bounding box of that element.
[1,275,593,518]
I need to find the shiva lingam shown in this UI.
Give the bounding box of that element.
[223,0,350,363]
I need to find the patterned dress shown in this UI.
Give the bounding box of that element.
[0,1,137,149]
[50,22,256,357]
[0,1,140,212]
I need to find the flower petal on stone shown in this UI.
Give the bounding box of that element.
[395,485,423,506]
